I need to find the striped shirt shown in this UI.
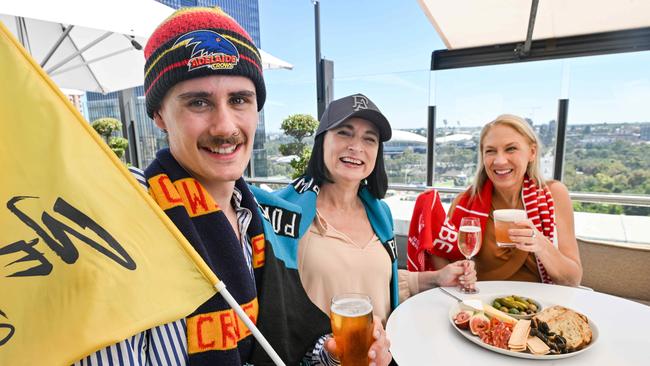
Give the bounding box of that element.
[73,168,336,365]
[232,186,254,280]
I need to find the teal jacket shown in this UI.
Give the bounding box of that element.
[251,176,399,311]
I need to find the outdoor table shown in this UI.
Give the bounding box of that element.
[386,281,650,365]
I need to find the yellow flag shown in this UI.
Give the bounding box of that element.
[0,22,219,365]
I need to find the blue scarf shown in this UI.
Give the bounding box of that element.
[253,176,399,311]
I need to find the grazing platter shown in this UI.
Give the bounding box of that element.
[448,297,598,359]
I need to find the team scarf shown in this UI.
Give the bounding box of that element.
[265,175,400,311]
[407,175,556,284]
[145,149,330,365]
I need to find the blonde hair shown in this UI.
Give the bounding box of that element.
[470,114,545,198]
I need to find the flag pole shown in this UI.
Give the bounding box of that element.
[214,281,286,366]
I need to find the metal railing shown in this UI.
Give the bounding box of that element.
[247,178,650,207]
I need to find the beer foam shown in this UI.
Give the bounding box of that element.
[331,298,373,317]
[493,209,526,222]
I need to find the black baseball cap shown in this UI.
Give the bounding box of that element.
[316,93,392,142]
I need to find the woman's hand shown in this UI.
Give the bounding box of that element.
[434,260,477,288]
[324,315,392,366]
[510,219,550,254]
[367,315,392,366]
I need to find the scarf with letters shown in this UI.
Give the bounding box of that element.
[145,148,330,365]
[262,175,400,311]
[407,175,556,283]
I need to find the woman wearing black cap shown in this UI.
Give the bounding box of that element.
[271,93,476,364]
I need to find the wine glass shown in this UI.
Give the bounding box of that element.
[458,217,482,294]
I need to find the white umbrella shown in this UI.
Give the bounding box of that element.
[0,0,174,93]
[0,0,293,94]
[259,48,294,70]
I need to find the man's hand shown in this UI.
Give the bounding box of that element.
[325,315,392,366]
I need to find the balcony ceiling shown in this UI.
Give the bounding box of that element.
[418,0,650,50]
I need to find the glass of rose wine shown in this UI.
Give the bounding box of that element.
[458,217,482,294]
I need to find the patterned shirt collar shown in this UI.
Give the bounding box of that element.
[232,186,254,277]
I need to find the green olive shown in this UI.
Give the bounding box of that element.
[508,308,520,314]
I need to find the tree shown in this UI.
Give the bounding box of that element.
[564,131,650,216]
[91,117,129,159]
[279,114,319,178]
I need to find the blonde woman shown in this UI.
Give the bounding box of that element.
[411,114,582,286]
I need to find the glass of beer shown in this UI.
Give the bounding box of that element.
[493,209,527,247]
[330,293,374,366]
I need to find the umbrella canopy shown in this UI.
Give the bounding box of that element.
[259,48,294,70]
[0,0,293,93]
[0,0,173,93]
[418,0,650,50]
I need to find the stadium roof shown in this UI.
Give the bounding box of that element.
[435,133,473,143]
[389,130,427,143]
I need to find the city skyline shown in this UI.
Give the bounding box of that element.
[258,0,649,132]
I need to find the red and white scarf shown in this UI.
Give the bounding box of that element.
[407,176,556,283]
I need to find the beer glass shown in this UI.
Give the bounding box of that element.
[458,217,482,294]
[330,293,374,366]
[493,209,527,247]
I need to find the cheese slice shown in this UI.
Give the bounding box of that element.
[527,336,551,355]
[508,319,531,349]
[483,304,517,324]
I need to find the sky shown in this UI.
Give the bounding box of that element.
[257,0,649,133]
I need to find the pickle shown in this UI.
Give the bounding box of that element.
[500,298,521,310]
[514,300,530,311]
[513,295,528,303]
[493,300,502,308]
[508,308,520,314]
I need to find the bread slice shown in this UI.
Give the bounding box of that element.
[574,311,592,345]
[546,313,585,350]
[533,305,592,351]
[534,305,567,324]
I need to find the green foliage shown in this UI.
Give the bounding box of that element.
[564,136,650,216]
[91,117,122,139]
[289,147,312,179]
[279,142,305,157]
[91,117,129,160]
[572,202,624,215]
[109,137,129,159]
[385,148,427,184]
[279,114,318,178]
[280,114,319,143]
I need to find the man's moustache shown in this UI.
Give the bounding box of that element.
[200,132,246,146]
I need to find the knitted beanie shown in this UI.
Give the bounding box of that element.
[144,7,266,117]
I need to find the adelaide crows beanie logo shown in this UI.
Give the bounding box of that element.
[173,30,239,72]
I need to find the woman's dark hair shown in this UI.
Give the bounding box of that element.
[305,133,388,199]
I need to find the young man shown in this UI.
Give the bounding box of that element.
[76,7,390,366]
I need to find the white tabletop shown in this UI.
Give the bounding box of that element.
[386,281,650,366]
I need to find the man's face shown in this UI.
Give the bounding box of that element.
[153,75,258,186]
